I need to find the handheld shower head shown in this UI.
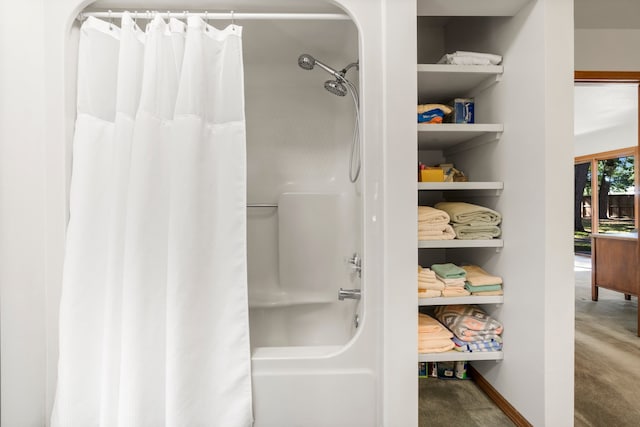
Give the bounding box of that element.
[324,80,348,97]
[297,53,342,78]
[296,52,361,182]
[298,53,316,70]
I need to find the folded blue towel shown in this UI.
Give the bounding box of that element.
[452,336,502,352]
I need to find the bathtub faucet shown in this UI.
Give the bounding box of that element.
[347,253,362,278]
[338,288,361,301]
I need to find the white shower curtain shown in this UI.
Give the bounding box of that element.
[51,13,252,426]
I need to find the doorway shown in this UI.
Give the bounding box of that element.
[573,71,640,425]
[574,75,639,254]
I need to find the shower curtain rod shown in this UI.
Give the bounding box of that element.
[77,10,351,21]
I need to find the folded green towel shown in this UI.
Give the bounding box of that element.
[435,202,502,226]
[464,283,503,292]
[452,224,501,240]
[431,263,466,279]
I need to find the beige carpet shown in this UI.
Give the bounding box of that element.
[419,377,514,427]
[574,256,640,427]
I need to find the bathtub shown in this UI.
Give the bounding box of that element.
[245,189,376,426]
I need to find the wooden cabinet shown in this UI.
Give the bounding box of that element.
[591,232,639,336]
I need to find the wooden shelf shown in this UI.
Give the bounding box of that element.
[419,350,503,362]
[418,123,503,151]
[418,239,503,249]
[417,0,531,16]
[419,295,504,306]
[418,64,503,102]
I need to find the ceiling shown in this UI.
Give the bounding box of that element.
[575,0,640,29]
[574,83,637,136]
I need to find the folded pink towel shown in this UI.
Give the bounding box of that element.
[437,276,466,287]
[418,206,450,224]
[418,337,455,353]
[418,313,452,336]
[462,265,503,286]
[418,224,456,240]
[441,287,471,297]
[418,289,442,298]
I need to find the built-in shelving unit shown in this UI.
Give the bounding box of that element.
[416,5,508,367]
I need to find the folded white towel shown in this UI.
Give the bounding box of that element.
[455,51,502,64]
[437,51,502,66]
[438,55,491,66]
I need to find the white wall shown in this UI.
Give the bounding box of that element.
[381,0,417,425]
[574,84,638,157]
[575,29,640,71]
[0,0,48,425]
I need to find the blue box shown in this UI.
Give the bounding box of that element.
[418,362,427,378]
[449,98,475,123]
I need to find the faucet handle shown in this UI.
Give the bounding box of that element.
[347,253,362,278]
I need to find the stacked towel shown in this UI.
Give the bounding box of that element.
[434,305,503,353]
[418,313,455,353]
[431,263,466,279]
[418,265,444,298]
[437,51,502,66]
[418,206,456,240]
[441,287,471,297]
[431,263,470,297]
[452,336,503,352]
[461,265,504,296]
[434,202,502,240]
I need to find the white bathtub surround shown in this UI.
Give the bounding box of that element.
[51,13,252,426]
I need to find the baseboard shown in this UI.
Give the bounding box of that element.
[468,365,532,427]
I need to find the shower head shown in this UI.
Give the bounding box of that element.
[298,53,342,78]
[298,53,316,70]
[324,80,348,97]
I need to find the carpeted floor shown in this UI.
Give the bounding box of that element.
[574,256,640,427]
[419,256,640,426]
[419,377,514,426]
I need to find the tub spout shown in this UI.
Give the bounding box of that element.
[338,288,361,301]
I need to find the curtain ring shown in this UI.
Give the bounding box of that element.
[108,9,113,31]
[204,11,209,31]
[184,10,188,22]
[134,10,138,27]
[231,10,235,26]
[166,10,170,21]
